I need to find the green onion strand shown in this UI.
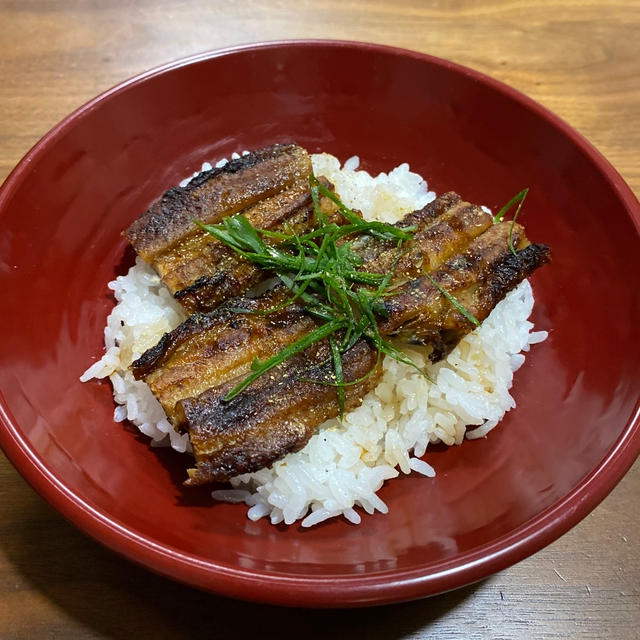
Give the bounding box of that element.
[492,187,529,257]
[425,273,480,327]
[222,318,345,401]
[328,335,345,417]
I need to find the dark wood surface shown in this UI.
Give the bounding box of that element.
[0,1,638,637]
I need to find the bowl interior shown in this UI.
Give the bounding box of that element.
[1,42,639,605]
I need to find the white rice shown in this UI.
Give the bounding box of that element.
[82,152,547,527]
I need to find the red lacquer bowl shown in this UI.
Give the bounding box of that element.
[0,41,639,607]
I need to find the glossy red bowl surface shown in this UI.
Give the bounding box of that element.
[0,41,639,608]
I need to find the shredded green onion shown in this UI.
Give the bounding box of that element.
[493,187,529,257]
[197,172,426,404]
[197,176,524,404]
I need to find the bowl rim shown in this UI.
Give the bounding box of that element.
[1,39,639,608]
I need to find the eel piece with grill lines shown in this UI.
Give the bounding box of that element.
[124,143,340,313]
[130,290,381,486]
[178,338,381,485]
[350,191,494,282]
[131,286,318,425]
[378,220,550,359]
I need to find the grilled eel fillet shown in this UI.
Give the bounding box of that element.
[178,340,380,485]
[131,192,550,485]
[132,288,382,484]
[132,287,318,425]
[123,143,339,313]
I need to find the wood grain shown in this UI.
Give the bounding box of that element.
[0,1,638,638]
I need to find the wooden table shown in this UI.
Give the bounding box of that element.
[1,1,638,637]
